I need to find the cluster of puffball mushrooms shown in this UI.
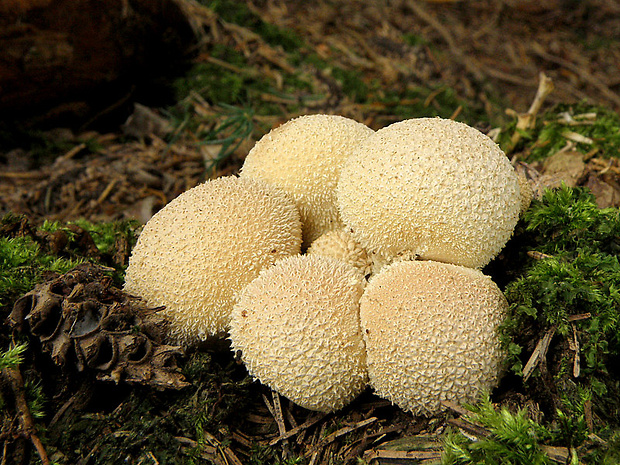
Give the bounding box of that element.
[124,114,533,416]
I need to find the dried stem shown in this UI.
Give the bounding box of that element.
[1,367,50,465]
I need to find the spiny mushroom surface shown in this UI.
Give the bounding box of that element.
[516,168,534,215]
[124,176,302,346]
[229,254,368,413]
[359,259,507,416]
[240,114,374,246]
[306,228,373,277]
[337,117,521,269]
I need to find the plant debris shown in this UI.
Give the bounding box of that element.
[8,263,189,390]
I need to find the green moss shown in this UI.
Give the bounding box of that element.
[442,395,552,465]
[172,44,262,105]
[523,186,620,255]
[500,185,620,424]
[40,219,139,260]
[330,67,368,102]
[0,236,82,310]
[499,103,620,161]
[402,33,429,47]
[0,215,139,310]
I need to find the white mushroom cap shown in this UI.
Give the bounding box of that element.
[359,259,507,416]
[240,114,374,247]
[337,117,521,269]
[123,176,302,346]
[229,254,368,412]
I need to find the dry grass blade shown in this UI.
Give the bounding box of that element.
[269,413,326,446]
[363,449,442,463]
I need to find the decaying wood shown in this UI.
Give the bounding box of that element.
[0,0,199,124]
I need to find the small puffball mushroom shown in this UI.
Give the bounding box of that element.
[306,228,373,276]
[124,176,302,346]
[516,169,534,215]
[359,260,507,416]
[240,114,374,246]
[337,117,521,269]
[230,254,368,413]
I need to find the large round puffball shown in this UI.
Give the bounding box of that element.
[337,117,521,269]
[360,260,507,416]
[240,114,374,247]
[230,254,368,413]
[124,176,302,346]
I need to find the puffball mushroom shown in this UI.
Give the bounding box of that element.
[517,169,534,215]
[240,114,374,246]
[337,117,521,269]
[306,228,373,276]
[359,259,507,416]
[229,254,368,413]
[124,176,302,346]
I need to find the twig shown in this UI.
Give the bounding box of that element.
[540,445,570,464]
[505,72,555,153]
[269,413,326,446]
[527,250,553,260]
[447,417,492,439]
[571,324,581,378]
[523,325,557,382]
[1,367,51,465]
[263,391,293,459]
[304,417,378,457]
[363,449,442,463]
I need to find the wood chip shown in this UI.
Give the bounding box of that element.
[523,326,556,382]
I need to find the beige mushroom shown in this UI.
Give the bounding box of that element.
[359,259,507,416]
[124,176,302,346]
[229,254,368,412]
[337,117,521,269]
[241,114,374,246]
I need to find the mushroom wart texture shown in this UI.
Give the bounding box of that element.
[240,114,374,247]
[306,228,373,277]
[229,254,368,413]
[337,117,521,269]
[123,176,302,346]
[360,260,507,416]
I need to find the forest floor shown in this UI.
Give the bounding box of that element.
[2,1,620,464]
